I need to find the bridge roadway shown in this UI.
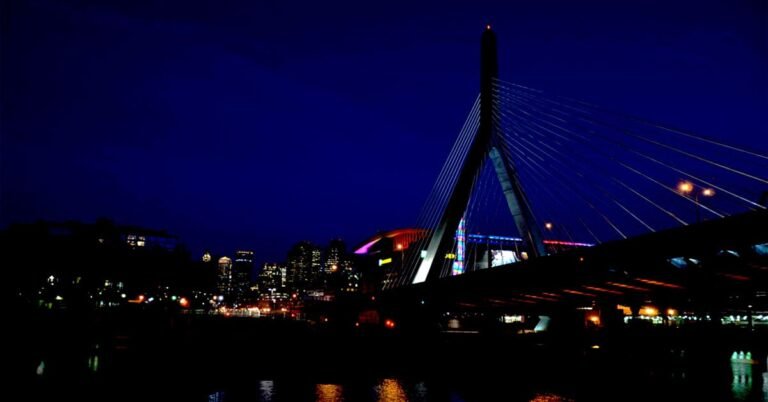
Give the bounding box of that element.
[379,210,768,317]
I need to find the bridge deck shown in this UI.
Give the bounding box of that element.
[385,210,768,313]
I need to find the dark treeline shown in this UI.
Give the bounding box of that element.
[3,219,213,294]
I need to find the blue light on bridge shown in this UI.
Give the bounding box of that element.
[753,243,768,256]
[452,217,466,276]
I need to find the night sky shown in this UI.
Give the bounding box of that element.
[2,0,766,265]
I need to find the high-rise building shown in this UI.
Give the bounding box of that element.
[286,241,322,293]
[217,256,233,301]
[258,263,286,293]
[233,250,254,306]
[323,239,358,294]
[325,239,346,274]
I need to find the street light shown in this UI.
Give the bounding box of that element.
[677,180,715,223]
[544,222,553,231]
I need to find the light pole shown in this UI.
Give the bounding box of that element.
[543,222,553,253]
[678,181,715,224]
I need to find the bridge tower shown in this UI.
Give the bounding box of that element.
[413,26,546,284]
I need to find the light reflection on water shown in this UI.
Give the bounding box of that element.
[204,354,768,402]
[259,381,275,401]
[209,378,580,402]
[31,340,768,402]
[529,393,575,402]
[315,384,344,402]
[374,378,409,402]
[731,360,753,400]
[729,350,765,402]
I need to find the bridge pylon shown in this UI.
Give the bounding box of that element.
[413,26,546,284]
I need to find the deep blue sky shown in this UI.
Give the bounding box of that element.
[2,0,766,264]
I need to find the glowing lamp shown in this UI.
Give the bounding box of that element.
[678,181,693,194]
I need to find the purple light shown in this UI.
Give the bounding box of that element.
[354,238,380,255]
[543,240,594,247]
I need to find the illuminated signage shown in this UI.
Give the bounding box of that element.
[452,216,466,275]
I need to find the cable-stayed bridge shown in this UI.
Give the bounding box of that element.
[358,27,768,323]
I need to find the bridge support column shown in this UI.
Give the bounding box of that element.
[412,26,546,284]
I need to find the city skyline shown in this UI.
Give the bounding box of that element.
[2,0,766,263]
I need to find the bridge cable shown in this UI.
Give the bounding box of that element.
[396,97,481,287]
[493,107,658,233]
[497,84,767,210]
[494,85,762,213]
[492,113,628,239]
[493,81,768,187]
[500,80,768,162]
[494,91,692,226]
[492,85,739,216]
[494,91,727,222]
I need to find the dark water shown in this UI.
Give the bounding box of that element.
[196,354,768,402]
[14,310,768,402]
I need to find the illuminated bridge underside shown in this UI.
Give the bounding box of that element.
[385,211,768,312]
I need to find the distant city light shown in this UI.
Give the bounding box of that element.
[640,306,658,317]
[667,308,678,317]
[179,297,189,307]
